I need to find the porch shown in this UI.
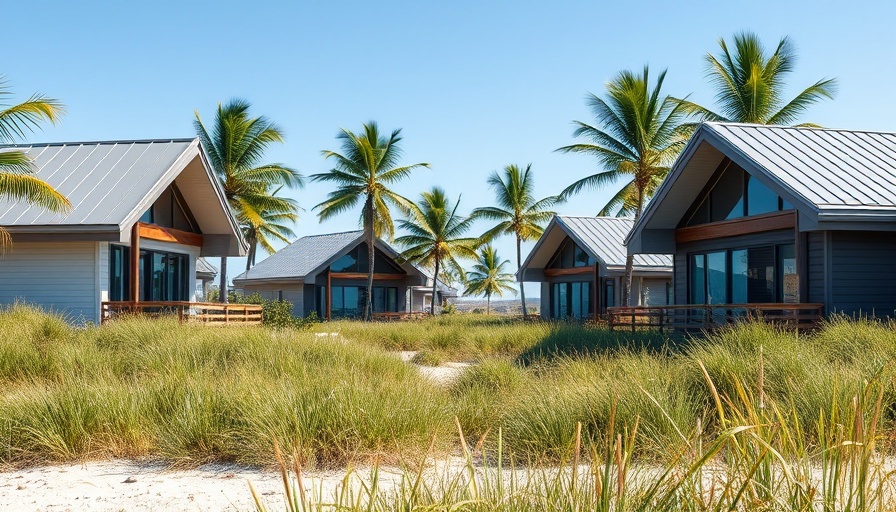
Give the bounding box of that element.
[607,303,824,333]
[101,301,263,325]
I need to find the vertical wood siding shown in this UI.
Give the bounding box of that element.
[806,232,825,304]
[0,242,98,323]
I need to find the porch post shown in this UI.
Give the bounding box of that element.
[326,268,332,321]
[130,222,140,302]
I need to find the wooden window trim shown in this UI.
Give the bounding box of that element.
[544,265,595,277]
[330,272,406,281]
[675,211,796,244]
[138,222,204,247]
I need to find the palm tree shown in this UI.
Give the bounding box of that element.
[0,77,71,248]
[312,122,429,320]
[675,32,837,126]
[463,245,516,315]
[243,203,299,270]
[556,66,689,306]
[471,164,560,318]
[396,187,478,315]
[194,99,303,303]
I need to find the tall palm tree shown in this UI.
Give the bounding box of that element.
[675,32,837,126]
[243,204,299,270]
[556,67,689,306]
[463,245,516,315]
[194,99,303,303]
[312,122,429,320]
[0,77,71,249]
[471,164,560,318]
[396,187,478,315]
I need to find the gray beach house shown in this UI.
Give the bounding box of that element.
[626,122,896,317]
[233,230,453,319]
[518,215,672,320]
[0,139,245,324]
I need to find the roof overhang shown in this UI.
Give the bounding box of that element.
[302,234,429,285]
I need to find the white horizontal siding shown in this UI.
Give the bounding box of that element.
[239,283,305,316]
[0,242,97,323]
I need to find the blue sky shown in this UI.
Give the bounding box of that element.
[4,1,895,298]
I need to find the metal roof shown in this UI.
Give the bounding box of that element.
[233,231,366,281]
[705,123,896,212]
[627,122,896,253]
[556,216,672,267]
[195,257,218,278]
[0,139,198,227]
[517,215,672,281]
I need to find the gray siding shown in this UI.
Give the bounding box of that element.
[807,232,825,304]
[238,283,305,316]
[830,231,896,316]
[674,253,687,304]
[0,242,97,323]
[642,278,671,306]
[540,282,550,319]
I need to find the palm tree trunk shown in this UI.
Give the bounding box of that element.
[245,241,255,272]
[517,236,528,319]
[219,257,228,304]
[364,198,375,321]
[431,257,440,316]
[623,198,645,307]
[486,293,491,315]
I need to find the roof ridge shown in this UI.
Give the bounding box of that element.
[295,229,364,241]
[0,138,198,148]
[707,122,896,137]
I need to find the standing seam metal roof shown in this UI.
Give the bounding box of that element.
[706,123,896,210]
[557,216,672,267]
[233,231,365,281]
[0,139,198,226]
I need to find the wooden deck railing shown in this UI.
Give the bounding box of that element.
[101,301,263,325]
[607,303,824,333]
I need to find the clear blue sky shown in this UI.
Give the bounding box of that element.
[4,1,895,298]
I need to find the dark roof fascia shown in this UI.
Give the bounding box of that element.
[0,138,198,148]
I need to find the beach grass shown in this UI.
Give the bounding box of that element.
[0,304,895,476]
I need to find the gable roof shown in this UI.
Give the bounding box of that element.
[627,123,896,253]
[518,215,671,281]
[0,139,245,254]
[232,230,428,284]
[195,257,218,278]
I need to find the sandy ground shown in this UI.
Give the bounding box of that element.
[0,460,289,511]
[398,351,471,384]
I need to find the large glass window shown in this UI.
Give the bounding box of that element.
[330,243,404,274]
[688,244,796,304]
[320,285,399,318]
[552,281,591,319]
[604,279,615,309]
[109,246,189,301]
[548,238,595,269]
[138,185,199,233]
[684,162,794,227]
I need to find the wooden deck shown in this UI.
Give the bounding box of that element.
[101,301,263,325]
[607,303,824,333]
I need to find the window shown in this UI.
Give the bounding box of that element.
[319,285,399,318]
[137,185,200,233]
[548,238,595,269]
[330,243,404,274]
[109,245,189,301]
[688,244,795,304]
[684,162,794,227]
[605,279,615,309]
[552,281,591,319]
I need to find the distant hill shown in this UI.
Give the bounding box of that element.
[453,298,541,316]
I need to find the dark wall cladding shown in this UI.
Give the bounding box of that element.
[830,231,896,317]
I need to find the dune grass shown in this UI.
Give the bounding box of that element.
[1,305,895,477]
